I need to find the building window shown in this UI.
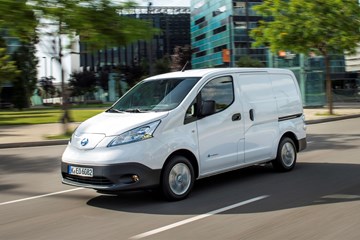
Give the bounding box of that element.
[213,25,227,35]
[195,16,205,25]
[213,44,227,53]
[233,2,246,8]
[234,21,247,29]
[195,33,206,42]
[195,50,207,58]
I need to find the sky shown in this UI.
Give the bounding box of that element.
[133,0,190,7]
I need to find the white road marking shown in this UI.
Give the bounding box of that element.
[0,188,84,206]
[130,195,269,240]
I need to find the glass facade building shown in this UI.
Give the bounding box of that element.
[79,6,190,72]
[191,0,265,69]
[190,0,358,106]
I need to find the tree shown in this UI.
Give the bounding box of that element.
[0,48,19,87]
[68,71,98,101]
[39,77,56,99]
[119,65,147,88]
[0,47,20,106]
[12,44,39,109]
[155,56,170,75]
[170,45,192,71]
[236,56,265,68]
[0,1,38,43]
[1,0,158,133]
[250,0,360,114]
[98,69,109,91]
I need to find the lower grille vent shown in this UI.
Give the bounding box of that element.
[63,173,112,186]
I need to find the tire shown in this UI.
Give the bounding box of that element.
[272,137,297,172]
[161,155,195,201]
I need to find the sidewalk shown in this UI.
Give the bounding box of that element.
[1,107,360,149]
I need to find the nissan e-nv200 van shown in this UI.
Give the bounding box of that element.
[61,68,307,201]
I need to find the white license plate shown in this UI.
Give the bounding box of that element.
[68,166,93,177]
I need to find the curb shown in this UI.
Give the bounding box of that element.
[0,114,359,149]
[305,114,360,125]
[0,139,68,149]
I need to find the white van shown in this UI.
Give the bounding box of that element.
[62,68,306,201]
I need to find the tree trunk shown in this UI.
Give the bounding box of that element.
[324,54,333,115]
[58,24,71,134]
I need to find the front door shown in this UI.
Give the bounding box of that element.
[195,75,245,175]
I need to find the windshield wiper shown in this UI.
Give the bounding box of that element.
[106,108,124,113]
[125,108,150,113]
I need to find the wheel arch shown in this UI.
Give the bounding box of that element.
[281,131,299,152]
[162,149,199,179]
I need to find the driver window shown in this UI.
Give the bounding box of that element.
[184,76,234,124]
[201,76,234,113]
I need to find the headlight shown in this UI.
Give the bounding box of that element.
[107,120,161,147]
[69,128,78,143]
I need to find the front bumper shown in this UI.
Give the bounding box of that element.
[298,137,307,152]
[61,162,161,191]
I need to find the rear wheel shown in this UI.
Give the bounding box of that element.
[272,137,297,171]
[161,156,194,201]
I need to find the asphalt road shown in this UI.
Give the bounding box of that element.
[1,118,360,240]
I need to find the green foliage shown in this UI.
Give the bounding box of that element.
[155,56,170,74]
[118,65,147,88]
[68,71,98,97]
[170,45,192,71]
[250,0,360,114]
[250,0,360,56]
[0,0,38,42]
[0,48,20,86]
[236,56,265,68]
[0,109,104,125]
[12,44,39,109]
[98,70,109,91]
[31,0,159,50]
[39,77,56,99]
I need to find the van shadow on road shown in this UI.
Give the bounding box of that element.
[87,162,360,215]
[306,133,360,152]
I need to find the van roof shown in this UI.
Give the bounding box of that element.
[146,68,294,79]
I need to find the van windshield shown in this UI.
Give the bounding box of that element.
[110,77,201,112]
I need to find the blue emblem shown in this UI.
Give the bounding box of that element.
[80,138,89,146]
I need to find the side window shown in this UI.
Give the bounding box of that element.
[184,76,234,124]
[201,76,234,113]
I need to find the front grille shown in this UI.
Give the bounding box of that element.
[62,173,112,186]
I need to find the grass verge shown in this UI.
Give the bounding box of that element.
[0,108,104,125]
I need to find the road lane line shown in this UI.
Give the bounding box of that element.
[0,188,84,206]
[130,195,269,240]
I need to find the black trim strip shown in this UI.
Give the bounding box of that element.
[278,113,303,121]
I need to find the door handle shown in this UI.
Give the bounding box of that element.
[249,109,254,121]
[232,113,241,121]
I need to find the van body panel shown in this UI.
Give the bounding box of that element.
[76,111,169,136]
[269,73,303,119]
[196,105,245,174]
[238,73,279,163]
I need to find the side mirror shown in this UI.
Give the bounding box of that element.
[200,100,216,117]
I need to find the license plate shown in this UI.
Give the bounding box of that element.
[68,166,93,177]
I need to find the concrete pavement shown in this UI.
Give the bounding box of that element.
[0,106,360,149]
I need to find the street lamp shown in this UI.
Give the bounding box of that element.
[50,57,57,80]
[228,15,234,67]
[146,1,154,76]
[43,57,47,78]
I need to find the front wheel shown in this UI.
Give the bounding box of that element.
[272,137,297,171]
[161,156,195,201]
